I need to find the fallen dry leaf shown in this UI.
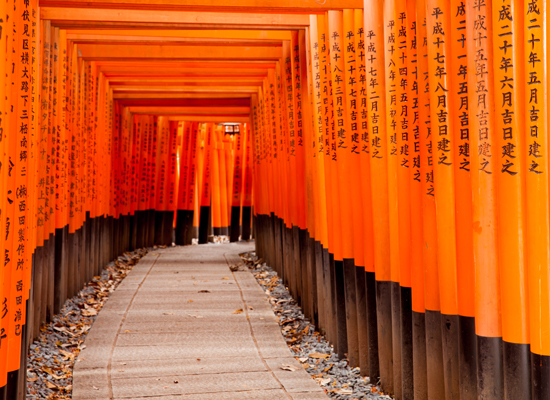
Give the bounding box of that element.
[46,381,59,389]
[280,364,299,372]
[315,377,331,386]
[309,352,330,359]
[233,309,243,314]
[222,277,230,280]
[81,309,98,317]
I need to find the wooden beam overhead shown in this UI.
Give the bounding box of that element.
[65,29,293,40]
[165,116,249,122]
[68,34,284,47]
[102,72,268,78]
[112,86,259,93]
[106,77,264,83]
[40,0,362,13]
[113,92,252,99]
[96,61,276,68]
[127,106,250,114]
[114,98,250,107]
[77,43,283,61]
[97,64,273,77]
[108,81,263,87]
[42,8,310,29]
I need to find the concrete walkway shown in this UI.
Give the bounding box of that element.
[73,243,329,400]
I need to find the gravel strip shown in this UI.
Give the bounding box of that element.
[26,247,152,399]
[239,251,393,400]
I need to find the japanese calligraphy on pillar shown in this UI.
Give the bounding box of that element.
[469,0,493,175]
[451,1,470,173]
[385,6,398,162]
[524,0,544,174]
[427,4,453,169]
[344,16,360,156]
[408,2,420,187]
[365,5,386,162]
[396,5,409,170]
[318,17,333,161]
[418,13,434,197]
[284,46,296,158]
[493,0,522,177]
[354,17,368,157]
[311,29,324,156]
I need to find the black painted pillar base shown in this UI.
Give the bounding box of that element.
[376,280,393,396]
[45,234,55,324]
[412,311,428,399]
[163,211,174,246]
[334,260,348,360]
[198,206,211,244]
[343,258,359,367]
[229,206,241,242]
[175,209,193,245]
[241,206,251,240]
[314,241,326,335]
[391,281,402,400]
[154,211,164,245]
[532,353,550,399]
[425,310,445,399]
[54,226,69,315]
[130,212,138,251]
[477,335,504,400]
[148,210,156,248]
[322,249,334,345]
[355,266,369,375]
[135,210,146,249]
[459,316,478,400]
[401,287,413,400]
[503,341,531,400]
[32,244,44,341]
[365,272,380,380]
[307,235,317,327]
[292,226,302,308]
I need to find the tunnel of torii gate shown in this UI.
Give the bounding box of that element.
[0,0,550,399]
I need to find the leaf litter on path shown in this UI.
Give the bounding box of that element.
[27,247,149,399]
[240,250,393,400]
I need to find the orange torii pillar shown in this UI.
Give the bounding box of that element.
[175,121,199,245]
[211,125,224,236]
[198,123,213,244]
[241,124,253,241]
[229,124,245,242]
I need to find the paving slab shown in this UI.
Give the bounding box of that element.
[110,356,267,379]
[73,242,329,400]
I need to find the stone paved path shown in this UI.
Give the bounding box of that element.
[72,242,329,400]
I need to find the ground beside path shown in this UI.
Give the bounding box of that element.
[72,242,329,400]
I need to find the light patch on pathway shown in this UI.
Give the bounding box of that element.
[72,242,329,400]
